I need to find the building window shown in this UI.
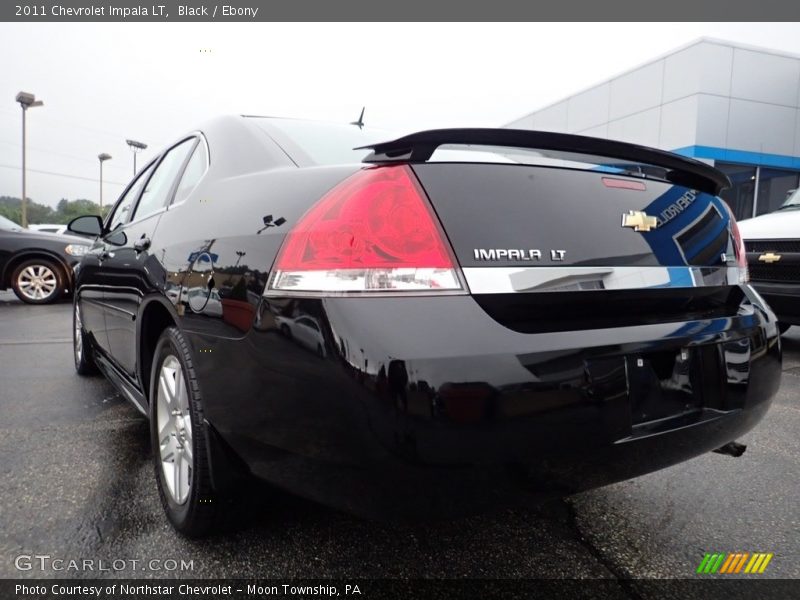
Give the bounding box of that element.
[756,168,800,216]
[716,162,756,221]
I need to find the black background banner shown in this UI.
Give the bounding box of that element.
[3,0,800,22]
[2,579,798,600]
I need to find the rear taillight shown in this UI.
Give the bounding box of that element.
[727,208,749,283]
[267,165,465,295]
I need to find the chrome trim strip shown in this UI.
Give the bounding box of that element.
[463,266,747,294]
[168,131,211,210]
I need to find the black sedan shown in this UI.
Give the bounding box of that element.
[68,117,781,536]
[0,215,91,304]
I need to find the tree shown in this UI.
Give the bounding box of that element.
[54,198,102,223]
[0,196,105,226]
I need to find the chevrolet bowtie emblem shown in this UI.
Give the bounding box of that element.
[758,252,782,264]
[621,210,658,232]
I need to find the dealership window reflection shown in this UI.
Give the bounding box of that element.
[757,168,800,216]
[715,162,800,219]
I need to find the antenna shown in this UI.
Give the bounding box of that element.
[350,107,365,130]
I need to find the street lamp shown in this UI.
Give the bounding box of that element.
[98,153,112,212]
[126,139,147,175]
[15,91,43,228]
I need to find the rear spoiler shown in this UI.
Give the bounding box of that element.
[357,128,730,195]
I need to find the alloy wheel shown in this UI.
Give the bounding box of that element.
[74,302,83,364]
[156,355,193,505]
[16,264,57,301]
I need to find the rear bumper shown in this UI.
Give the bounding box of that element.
[191,284,781,518]
[749,281,800,325]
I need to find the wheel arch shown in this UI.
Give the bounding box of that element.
[139,297,248,494]
[2,250,73,290]
[138,296,181,405]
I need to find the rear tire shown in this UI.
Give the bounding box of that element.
[150,326,219,537]
[73,298,98,376]
[11,258,64,304]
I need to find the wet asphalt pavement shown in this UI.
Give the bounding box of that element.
[0,291,797,589]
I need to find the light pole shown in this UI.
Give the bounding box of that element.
[126,139,147,176]
[15,91,43,228]
[98,153,112,212]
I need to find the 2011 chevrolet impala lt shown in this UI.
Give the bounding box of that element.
[68,117,782,536]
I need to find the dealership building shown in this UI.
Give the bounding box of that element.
[506,38,800,221]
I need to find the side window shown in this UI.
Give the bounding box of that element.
[173,139,208,205]
[132,139,196,221]
[107,162,156,232]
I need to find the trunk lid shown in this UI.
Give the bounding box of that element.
[412,162,735,270]
[356,129,744,332]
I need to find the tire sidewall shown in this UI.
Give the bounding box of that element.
[72,296,97,375]
[73,298,85,371]
[11,258,63,304]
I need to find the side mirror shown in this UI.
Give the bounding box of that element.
[105,229,127,246]
[67,215,103,237]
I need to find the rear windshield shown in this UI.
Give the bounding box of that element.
[778,187,800,211]
[250,119,683,186]
[250,117,395,166]
[0,215,22,231]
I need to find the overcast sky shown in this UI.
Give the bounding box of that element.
[2,22,800,212]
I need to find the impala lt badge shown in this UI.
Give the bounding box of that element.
[758,252,781,264]
[622,210,658,232]
[473,249,566,261]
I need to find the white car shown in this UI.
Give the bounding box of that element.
[723,337,751,385]
[187,286,223,317]
[274,314,326,357]
[737,189,800,334]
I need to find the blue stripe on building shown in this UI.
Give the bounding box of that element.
[672,145,800,170]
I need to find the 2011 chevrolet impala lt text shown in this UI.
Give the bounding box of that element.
[67,117,782,536]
